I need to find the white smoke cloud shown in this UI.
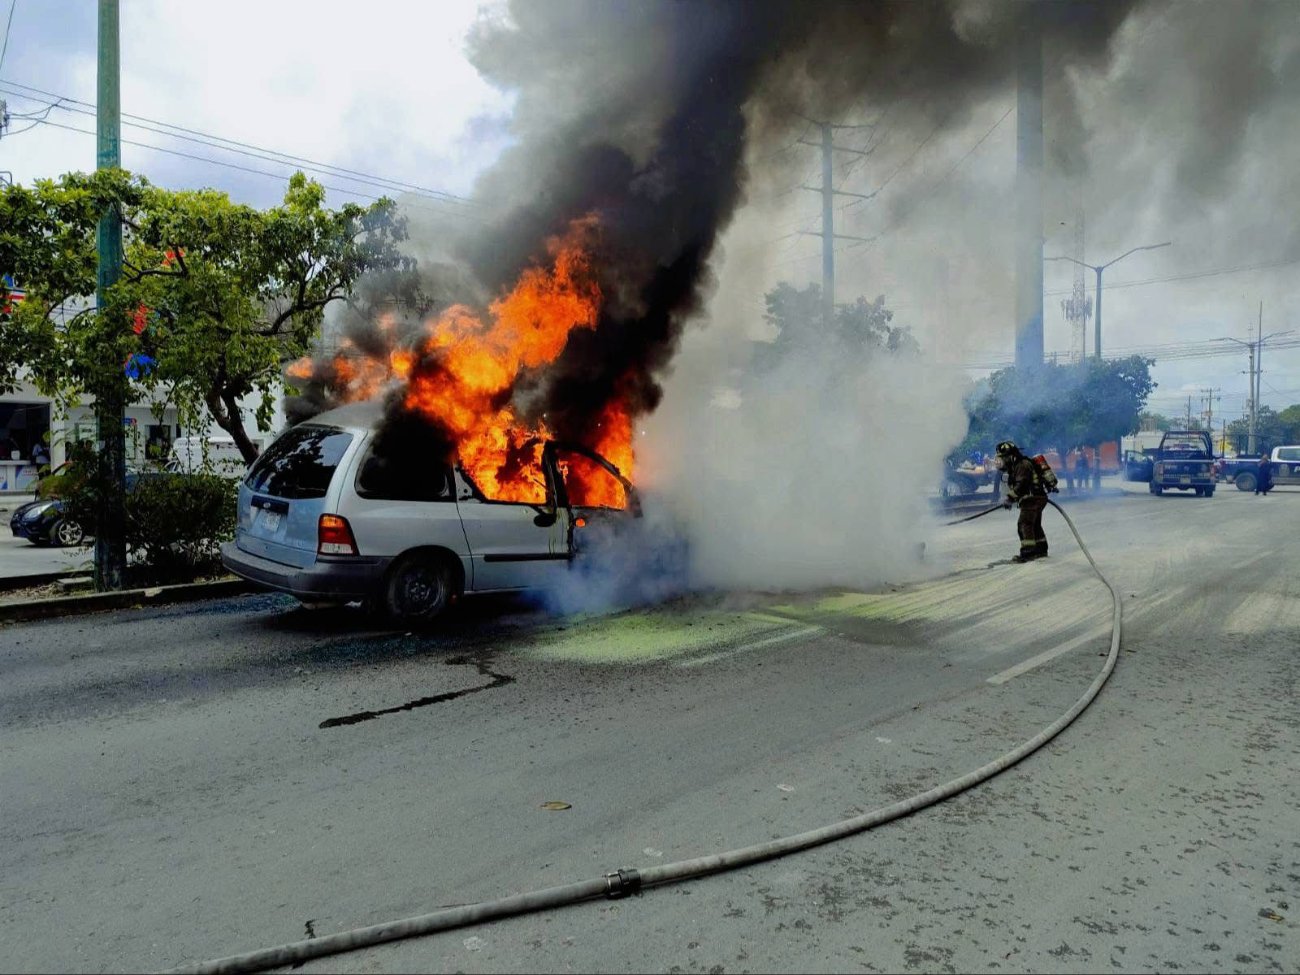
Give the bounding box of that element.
[640,282,970,592]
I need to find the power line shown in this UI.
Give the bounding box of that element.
[841,106,956,214]
[0,1,16,77]
[10,113,483,221]
[964,335,1300,372]
[765,103,1013,276]
[1044,257,1300,296]
[0,78,478,208]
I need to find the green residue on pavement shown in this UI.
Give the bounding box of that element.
[770,590,914,622]
[523,608,796,664]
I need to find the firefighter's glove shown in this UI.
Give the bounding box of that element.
[1002,499,1014,510]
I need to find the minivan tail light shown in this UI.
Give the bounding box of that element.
[318,514,359,556]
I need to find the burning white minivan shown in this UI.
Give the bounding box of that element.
[220,401,647,622]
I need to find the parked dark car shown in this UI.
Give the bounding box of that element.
[8,470,168,547]
[9,496,83,547]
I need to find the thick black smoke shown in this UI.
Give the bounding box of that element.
[453,0,1140,450]
[292,2,1146,456]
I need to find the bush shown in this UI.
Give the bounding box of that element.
[125,473,237,578]
[60,442,238,582]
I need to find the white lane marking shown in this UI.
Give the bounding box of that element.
[676,624,824,668]
[986,625,1109,685]
[1226,552,1273,573]
[984,552,1275,685]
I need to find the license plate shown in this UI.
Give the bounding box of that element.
[1180,475,1191,484]
[259,509,281,532]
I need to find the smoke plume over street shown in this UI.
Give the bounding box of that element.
[292,0,1299,593]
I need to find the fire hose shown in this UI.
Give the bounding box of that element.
[165,498,1121,975]
[943,498,1012,526]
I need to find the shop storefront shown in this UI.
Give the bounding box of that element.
[1,385,183,494]
[1,380,285,495]
[0,400,51,492]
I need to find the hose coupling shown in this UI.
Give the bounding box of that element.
[604,867,642,899]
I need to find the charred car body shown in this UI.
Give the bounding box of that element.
[1148,430,1216,497]
[220,402,658,622]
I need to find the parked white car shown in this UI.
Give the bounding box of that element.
[167,435,257,478]
[220,402,647,622]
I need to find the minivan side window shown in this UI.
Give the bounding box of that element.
[245,425,354,500]
[356,446,455,502]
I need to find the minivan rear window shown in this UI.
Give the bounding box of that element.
[244,425,353,500]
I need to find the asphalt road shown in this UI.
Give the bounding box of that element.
[2,481,1296,974]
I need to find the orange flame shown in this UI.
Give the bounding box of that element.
[300,216,635,507]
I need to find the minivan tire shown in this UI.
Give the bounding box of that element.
[382,552,456,624]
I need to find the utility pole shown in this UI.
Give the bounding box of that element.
[821,122,834,328]
[94,0,126,590]
[1014,3,1044,372]
[1219,303,1295,456]
[798,122,875,329]
[1254,302,1264,448]
[1060,208,1091,362]
[1246,340,1258,455]
[1200,387,1220,433]
[1185,395,1193,430]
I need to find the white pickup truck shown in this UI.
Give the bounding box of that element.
[1230,445,1300,491]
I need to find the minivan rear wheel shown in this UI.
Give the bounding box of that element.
[383,553,455,624]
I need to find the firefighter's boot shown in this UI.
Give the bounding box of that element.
[1033,541,1048,558]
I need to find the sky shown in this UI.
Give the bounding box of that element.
[2,0,1297,431]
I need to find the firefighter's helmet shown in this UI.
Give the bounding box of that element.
[995,440,1020,458]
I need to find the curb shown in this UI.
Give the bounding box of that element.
[0,570,92,594]
[0,577,261,624]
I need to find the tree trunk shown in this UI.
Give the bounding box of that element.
[205,388,262,464]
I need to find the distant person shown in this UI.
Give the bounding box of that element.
[1255,455,1273,496]
[1076,450,1090,493]
[31,441,50,470]
[996,440,1050,562]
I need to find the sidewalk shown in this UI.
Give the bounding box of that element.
[0,492,264,619]
[0,533,89,580]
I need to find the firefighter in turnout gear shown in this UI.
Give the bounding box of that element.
[995,441,1052,562]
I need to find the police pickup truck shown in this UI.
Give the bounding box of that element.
[1149,430,1216,497]
[1227,445,1300,492]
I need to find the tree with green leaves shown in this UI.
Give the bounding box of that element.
[1275,403,1300,444]
[1,169,408,462]
[957,355,1156,460]
[754,282,917,374]
[1138,411,1172,432]
[1225,404,1300,455]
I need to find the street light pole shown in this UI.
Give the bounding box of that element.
[1217,318,1297,455]
[1093,265,1103,361]
[1047,241,1171,360]
[1046,240,1170,490]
